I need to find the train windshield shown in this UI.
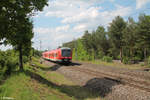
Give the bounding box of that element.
[62,49,71,57]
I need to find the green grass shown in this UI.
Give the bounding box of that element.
[83,60,148,70]
[31,57,101,100]
[0,57,102,100]
[0,72,40,100]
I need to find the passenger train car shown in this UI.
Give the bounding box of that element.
[42,47,72,63]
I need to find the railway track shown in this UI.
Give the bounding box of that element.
[65,66,150,92]
[32,60,150,92]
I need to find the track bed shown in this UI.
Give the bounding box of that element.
[40,59,150,100]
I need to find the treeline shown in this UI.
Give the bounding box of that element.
[63,14,150,65]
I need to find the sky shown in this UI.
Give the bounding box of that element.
[1,0,150,50]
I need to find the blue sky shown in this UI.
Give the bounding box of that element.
[1,0,150,50]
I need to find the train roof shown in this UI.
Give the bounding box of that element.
[42,47,71,54]
[60,47,71,50]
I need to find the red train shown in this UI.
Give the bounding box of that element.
[42,47,72,63]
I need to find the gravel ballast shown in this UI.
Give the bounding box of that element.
[42,60,150,100]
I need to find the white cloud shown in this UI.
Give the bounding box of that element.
[33,25,75,50]
[110,5,132,17]
[33,0,132,50]
[61,7,101,24]
[45,0,131,26]
[43,0,131,27]
[55,25,70,32]
[44,0,103,18]
[33,25,70,34]
[72,5,132,32]
[136,0,150,9]
[73,24,87,32]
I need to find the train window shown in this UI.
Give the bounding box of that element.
[54,53,57,57]
[61,49,71,57]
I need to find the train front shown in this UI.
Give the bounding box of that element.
[60,47,72,62]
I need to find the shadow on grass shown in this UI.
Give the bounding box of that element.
[22,70,119,100]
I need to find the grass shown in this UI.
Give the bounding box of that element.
[31,57,101,100]
[82,60,148,70]
[0,57,102,100]
[0,72,40,100]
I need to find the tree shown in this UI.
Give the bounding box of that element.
[76,39,89,61]
[82,30,93,53]
[7,17,33,70]
[123,17,138,58]
[0,0,48,71]
[108,16,126,62]
[95,26,109,56]
[137,14,150,59]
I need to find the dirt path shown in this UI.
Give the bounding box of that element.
[41,59,150,100]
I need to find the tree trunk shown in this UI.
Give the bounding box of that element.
[19,45,23,71]
[144,48,147,59]
[130,47,133,58]
[120,48,123,62]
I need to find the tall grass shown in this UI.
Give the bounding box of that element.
[0,57,102,100]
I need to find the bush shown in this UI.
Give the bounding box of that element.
[147,56,150,67]
[116,55,121,60]
[0,52,6,68]
[122,57,130,64]
[132,56,141,63]
[102,56,112,63]
[5,53,18,75]
[0,50,18,76]
[23,56,29,63]
[140,62,145,66]
[98,51,104,59]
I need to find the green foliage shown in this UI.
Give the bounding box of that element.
[63,14,150,64]
[98,51,104,59]
[73,39,90,61]
[132,56,141,62]
[0,50,18,76]
[122,57,130,64]
[147,56,150,67]
[91,49,95,61]
[94,26,109,55]
[33,49,42,57]
[82,30,93,52]
[23,56,29,63]
[140,62,145,66]
[102,56,112,63]
[108,16,127,61]
[0,0,48,70]
[0,51,6,68]
[77,39,88,61]
[137,14,150,48]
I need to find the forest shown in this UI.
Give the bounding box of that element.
[63,14,150,65]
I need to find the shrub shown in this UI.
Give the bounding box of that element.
[117,55,121,60]
[132,56,141,63]
[23,56,29,63]
[0,50,19,76]
[147,56,150,67]
[140,62,145,66]
[102,56,112,63]
[5,53,18,75]
[0,51,7,67]
[122,57,130,64]
[98,51,104,59]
